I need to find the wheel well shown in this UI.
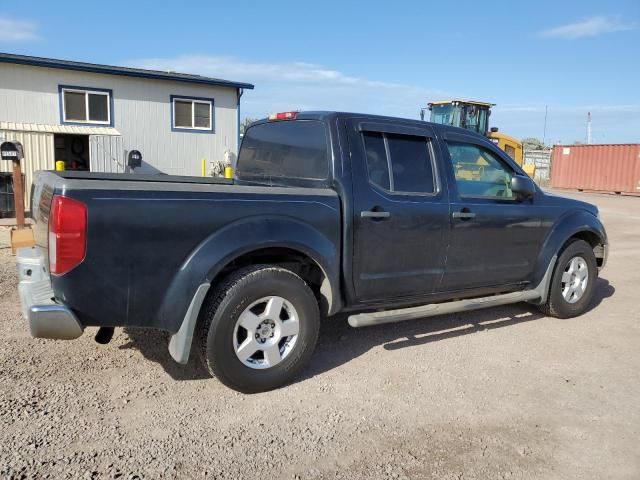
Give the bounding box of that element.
[215,247,333,315]
[566,231,606,267]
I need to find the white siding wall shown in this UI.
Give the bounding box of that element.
[0,63,239,176]
[90,135,126,173]
[0,130,55,209]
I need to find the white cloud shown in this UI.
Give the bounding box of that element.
[127,54,640,142]
[0,17,38,42]
[538,16,635,39]
[127,55,449,120]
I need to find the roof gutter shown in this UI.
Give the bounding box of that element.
[237,88,244,157]
[0,54,254,90]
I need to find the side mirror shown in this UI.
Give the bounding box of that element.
[511,174,535,199]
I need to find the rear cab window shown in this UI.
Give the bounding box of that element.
[237,120,330,187]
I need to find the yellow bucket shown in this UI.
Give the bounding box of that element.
[224,166,233,179]
[55,160,65,171]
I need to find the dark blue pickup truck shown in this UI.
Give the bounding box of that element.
[17,111,608,393]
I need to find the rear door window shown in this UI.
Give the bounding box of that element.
[362,131,436,194]
[387,133,435,194]
[362,132,390,190]
[237,120,329,184]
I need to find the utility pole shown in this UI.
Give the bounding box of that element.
[542,105,548,147]
[587,112,592,144]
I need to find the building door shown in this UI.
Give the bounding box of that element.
[0,173,16,218]
[54,134,90,170]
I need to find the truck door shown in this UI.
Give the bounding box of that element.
[440,132,545,290]
[347,119,450,302]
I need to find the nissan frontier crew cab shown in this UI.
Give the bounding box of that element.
[17,111,608,393]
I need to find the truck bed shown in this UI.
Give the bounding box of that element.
[30,171,341,332]
[51,171,234,185]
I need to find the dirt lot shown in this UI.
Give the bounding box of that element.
[1,190,638,479]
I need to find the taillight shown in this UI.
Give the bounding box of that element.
[268,111,298,121]
[49,195,86,275]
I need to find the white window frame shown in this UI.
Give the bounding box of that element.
[172,97,213,131]
[61,88,111,125]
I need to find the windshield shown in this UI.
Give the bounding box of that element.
[430,104,461,127]
[430,103,490,135]
[462,105,489,134]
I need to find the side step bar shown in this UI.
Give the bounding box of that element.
[348,256,557,328]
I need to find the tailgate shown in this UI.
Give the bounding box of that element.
[29,171,56,264]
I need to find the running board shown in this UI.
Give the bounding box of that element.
[348,256,557,328]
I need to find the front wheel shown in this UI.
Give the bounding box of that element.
[198,265,320,393]
[538,239,597,318]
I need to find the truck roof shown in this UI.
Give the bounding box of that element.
[249,111,485,138]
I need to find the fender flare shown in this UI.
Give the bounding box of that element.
[160,215,341,363]
[531,209,607,286]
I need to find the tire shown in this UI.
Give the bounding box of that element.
[197,265,320,393]
[538,239,597,318]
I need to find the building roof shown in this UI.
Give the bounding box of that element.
[0,52,254,90]
[1,121,120,136]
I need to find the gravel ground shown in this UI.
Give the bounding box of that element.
[1,190,639,479]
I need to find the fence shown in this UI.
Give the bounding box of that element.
[523,149,552,182]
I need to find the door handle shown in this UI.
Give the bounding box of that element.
[361,210,391,219]
[452,210,476,220]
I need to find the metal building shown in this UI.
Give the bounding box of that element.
[0,52,254,214]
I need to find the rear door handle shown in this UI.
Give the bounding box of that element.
[452,210,476,220]
[361,210,391,219]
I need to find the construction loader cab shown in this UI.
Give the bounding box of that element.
[427,100,493,135]
[426,99,529,174]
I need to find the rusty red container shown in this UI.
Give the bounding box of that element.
[550,143,640,194]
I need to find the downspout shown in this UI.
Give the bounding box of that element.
[236,88,244,162]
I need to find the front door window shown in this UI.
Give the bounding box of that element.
[447,142,515,199]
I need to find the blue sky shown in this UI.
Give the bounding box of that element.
[1,0,639,143]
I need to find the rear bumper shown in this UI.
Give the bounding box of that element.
[17,247,83,340]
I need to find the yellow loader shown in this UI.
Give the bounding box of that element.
[424,100,535,177]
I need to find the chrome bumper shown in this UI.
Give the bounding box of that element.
[16,247,83,340]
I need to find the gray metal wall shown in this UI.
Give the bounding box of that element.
[90,135,125,173]
[0,63,239,176]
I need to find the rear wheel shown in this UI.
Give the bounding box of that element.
[198,265,320,393]
[538,239,597,318]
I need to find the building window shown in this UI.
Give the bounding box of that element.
[60,86,112,125]
[171,96,214,132]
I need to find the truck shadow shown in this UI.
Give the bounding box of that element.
[118,277,613,384]
[119,329,211,381]
[297,277,615,383]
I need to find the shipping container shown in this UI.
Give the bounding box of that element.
[550,144,640,194]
